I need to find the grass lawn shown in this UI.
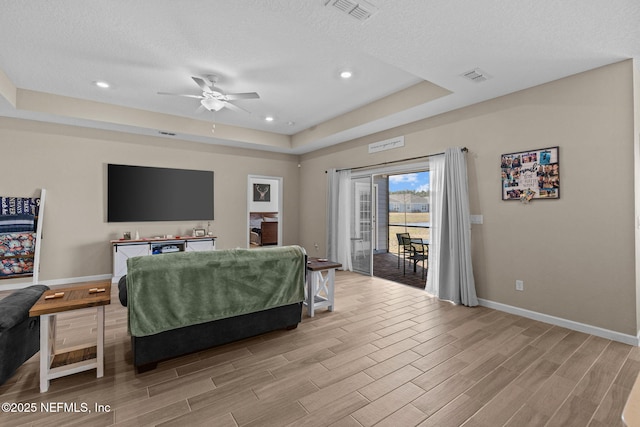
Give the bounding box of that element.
[388,212,430,253]
[389,212,430,224]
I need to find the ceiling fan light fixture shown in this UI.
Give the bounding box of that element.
[201,98,225,111]
[160,75,258,115]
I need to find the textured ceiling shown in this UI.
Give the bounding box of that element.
[0,0,639,154]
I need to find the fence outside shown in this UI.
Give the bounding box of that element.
[388,212,430,255]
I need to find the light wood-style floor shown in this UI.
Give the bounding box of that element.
[1,272,638,427]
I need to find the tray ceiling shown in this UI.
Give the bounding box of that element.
[0,0,638,153]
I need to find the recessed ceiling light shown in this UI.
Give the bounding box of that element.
[265,116,274,122]
[340,70,353,79]
[94,80,110,89]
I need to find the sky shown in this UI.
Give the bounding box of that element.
[388,171,430,193]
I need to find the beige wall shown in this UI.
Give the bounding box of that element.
[0,118,300,286]
[2,60,638,337]
[299,60,638,336]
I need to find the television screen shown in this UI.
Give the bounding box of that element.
[108,164,214,222]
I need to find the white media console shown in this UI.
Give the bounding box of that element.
[110,236,216,284]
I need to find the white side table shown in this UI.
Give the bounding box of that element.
[29,281,111,392]
[305,258,341,317]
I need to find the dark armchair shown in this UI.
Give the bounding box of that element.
[396,232,412,268]
[408,241,429,279]
[0,284,49,385]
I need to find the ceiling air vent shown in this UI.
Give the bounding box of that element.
[461,68,492,83]
[325,0,378,21]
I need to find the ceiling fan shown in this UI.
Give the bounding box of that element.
[158,75,260,113]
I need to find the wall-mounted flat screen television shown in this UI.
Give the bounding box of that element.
[108,164,214,222]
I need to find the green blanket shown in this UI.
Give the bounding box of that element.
[126,245,305,337]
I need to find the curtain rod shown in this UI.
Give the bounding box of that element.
[326,147,468,173]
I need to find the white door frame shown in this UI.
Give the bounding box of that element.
[247,175,283,248]
[373,183,379,250]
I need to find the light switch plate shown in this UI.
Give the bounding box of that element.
[470,215,483,224]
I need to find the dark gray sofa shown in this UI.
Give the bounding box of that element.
[118,276,302,372]
[0,284,49,385]
[117,246,306,373]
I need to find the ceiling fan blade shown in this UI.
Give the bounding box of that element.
[224,101,250,113]
[225,92,260,100]
[192,77,213,93]
[163,77,257,115]
[157,92,204,99]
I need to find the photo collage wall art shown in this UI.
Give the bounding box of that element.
[501,146,559,201]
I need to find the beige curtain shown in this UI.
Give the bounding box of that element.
[327,169,353,271]
[426,148,478,306]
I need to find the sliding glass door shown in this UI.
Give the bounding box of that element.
[351,175,373,275]
[328,162,430,281]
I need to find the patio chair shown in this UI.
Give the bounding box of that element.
[396,232,412,269]
[407,240,429,279]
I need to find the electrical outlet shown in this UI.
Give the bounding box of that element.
[516,280,524,291]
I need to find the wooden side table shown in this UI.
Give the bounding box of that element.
[29,281,111,392]
[305,258,341,317]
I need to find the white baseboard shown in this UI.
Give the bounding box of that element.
[478,298,639,347]
[0,274,112,291]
